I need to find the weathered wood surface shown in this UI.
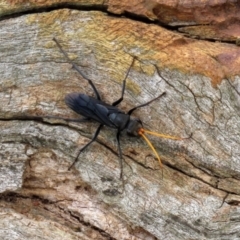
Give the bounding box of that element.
[0,4,240,240]
[144,0,240,42]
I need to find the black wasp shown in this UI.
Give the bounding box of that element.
[52,38,182,179]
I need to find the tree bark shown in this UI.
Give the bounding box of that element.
[0,2,240,240]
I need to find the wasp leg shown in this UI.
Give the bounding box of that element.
[127,92,166,116]
[116,130,124,180]
[68,123,103,170]
[53,37,101,100]
[112,57,136,106]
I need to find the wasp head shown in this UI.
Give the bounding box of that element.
[126,118,142,136]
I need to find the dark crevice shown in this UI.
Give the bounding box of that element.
[179,31,238,44]
[0,3,157,27]
[217,185,240,196]
[0,3,107,21]
[68,210,117,240]
[0,115,87,129]
[0,2,171,28]
[164,161,217,187]
[0,191,54,204]
[227,200,240,206]
[0,3,237,44]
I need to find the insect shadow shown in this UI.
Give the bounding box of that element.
[48,38,184,180]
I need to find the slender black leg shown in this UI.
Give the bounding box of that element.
[68,124,103,170]
[112,57,136,106]
[127,92,166,116]
[53,37,101,100]
[116,130,124,179]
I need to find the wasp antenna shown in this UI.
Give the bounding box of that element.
[143,129,182,140]
[138,130,163,169]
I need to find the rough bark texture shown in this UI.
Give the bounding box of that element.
[0,1,240,240]
[147,0,240,42]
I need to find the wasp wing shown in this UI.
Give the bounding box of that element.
[65,93,124,127]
